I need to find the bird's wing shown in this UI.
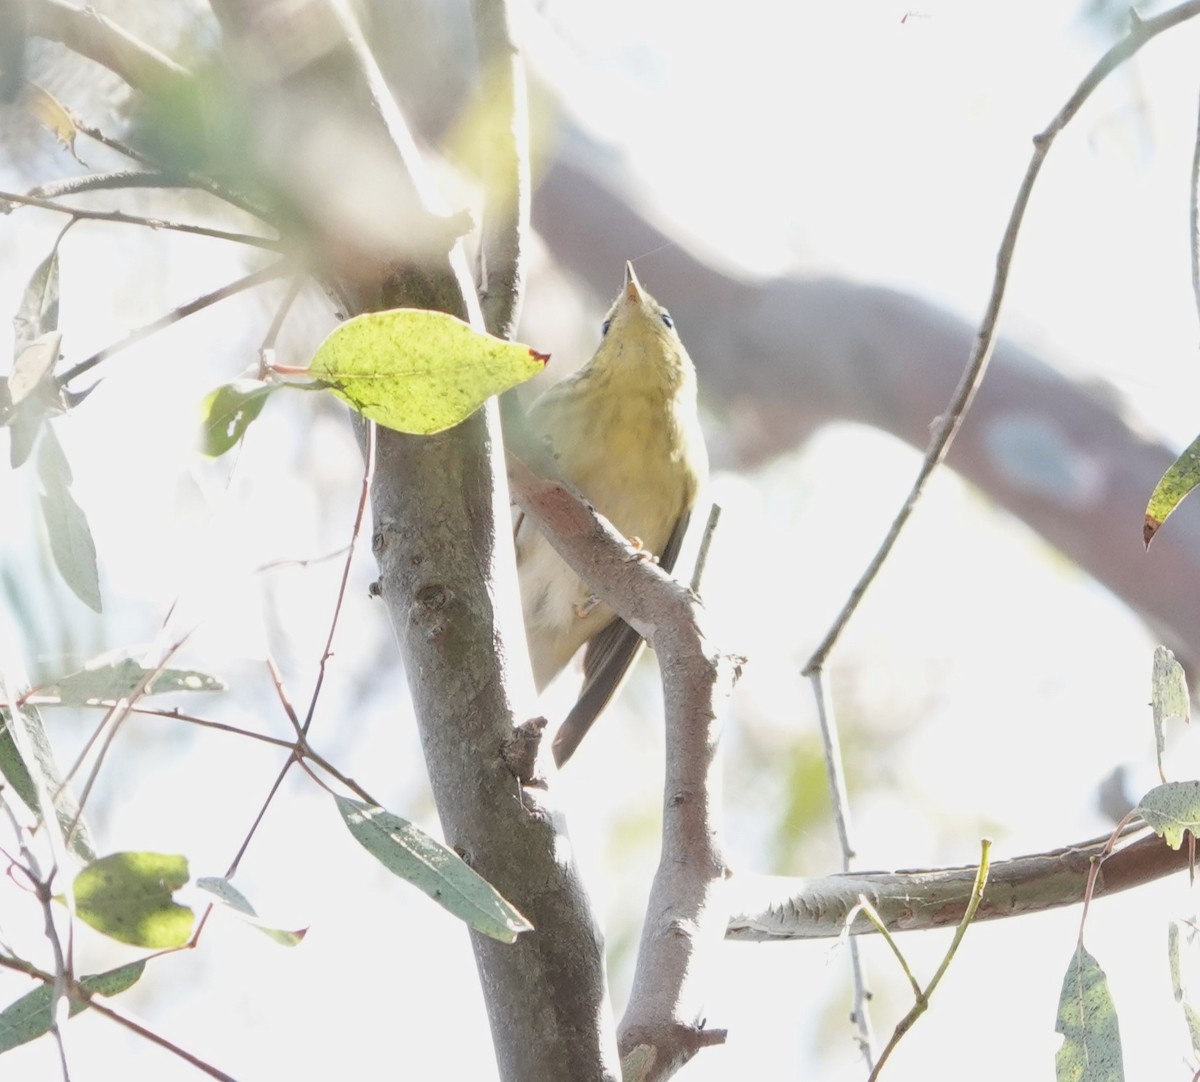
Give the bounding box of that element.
[551,507,692,766]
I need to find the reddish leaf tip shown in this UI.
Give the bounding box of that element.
[1144,515,1161,549]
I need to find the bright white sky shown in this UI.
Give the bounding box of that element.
[4,2,1200,1080]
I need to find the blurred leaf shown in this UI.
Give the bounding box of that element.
[73,852,193,948]
[1168,920,1200,1056]
[22,81,84,164]
[1136,781,1200,850]
[1151,646,1189,779]
[7,331,60,410]
[1055,943,1124,1081]
[38,457,101,612]
[0,961,144,1054]
[335,795,532,942]
[196,876,306,946]
[308,309,547,435]
[0,702,95,863]
[13,244,60,351]
[39,655,225,705]
[198,379,275,457]
[1145,433,1200,547]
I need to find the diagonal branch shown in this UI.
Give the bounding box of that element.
[803,0,1200,673]
[28,0,193,97]
[726,827,1186,941]
[508,457,741,1081]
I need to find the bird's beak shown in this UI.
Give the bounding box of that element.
[624,261,643,303]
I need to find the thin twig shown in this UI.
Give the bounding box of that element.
[689,502,721,594]
[810,668,874,1066]
[1,188,281,249]
[866,840,991,1082]
[803,0,1200,674]
[26,168,274,222]
[57,637,191,848]
[471,0,531,340]
[58,260,291,386]
[301,421,375,733]
[257,276,305,377]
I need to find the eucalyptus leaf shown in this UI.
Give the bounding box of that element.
[335,795,531,942]
[308,308,547,434]
[73,852,193,949]
[1055,943,1124,1081]
[0,961,144,1053]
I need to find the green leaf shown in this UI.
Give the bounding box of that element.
[1168,920,1200,1055]
[196,876,306,946]
[73,852,193,948]
[199,379,276,457]
[308,309,547,435]
[38,466,101,613]
[334,795,532,942]
[8,331,61,410]
[1151,646,1189,778]
[0,704,95,863]
[39,655,225,705]
[1136,780,1200,849]
[1145,433,1200,547]
[0,961,144,1054]
[1055,943,1124,1081]
[13,244,61,351]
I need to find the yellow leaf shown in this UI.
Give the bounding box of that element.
[308,309,547,435]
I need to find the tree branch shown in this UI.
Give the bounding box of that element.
[725,828,1187,941]
[27,0,193,97]
[471,0,530,340]
[204,3,622,1077]
[533,155,1200,674]
[508,458,741,1080]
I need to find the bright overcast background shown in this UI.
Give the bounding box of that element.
[3,1,1200,1079]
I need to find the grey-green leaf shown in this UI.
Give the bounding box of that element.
[13,246,61,352]
[0,961,143,1054]
[1055,943,1124,1081]
[335,795,531,942]
[196,876,306,946]
[0,704,95,863]
[39,480,101,612]
[1137,780,1200,850]
[40,656,225,705]
[1152,646,1190,779]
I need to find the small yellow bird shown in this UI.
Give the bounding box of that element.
[517,262,708,766]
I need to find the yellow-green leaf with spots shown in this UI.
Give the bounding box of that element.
[308,309,547,435]
[73,852,193,948]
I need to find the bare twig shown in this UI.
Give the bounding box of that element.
[866,840,991,1081]
[57,260,291,386]
[803,0,1200,674]
[508,456,740,1080]
[688,503,721,594]
[471,0,530,340]
[301,420,374,734]
[0,954,237,1082]
[1,187,281,249]
[810,667,874,1065]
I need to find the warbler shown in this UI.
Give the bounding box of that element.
[516,262,708,766]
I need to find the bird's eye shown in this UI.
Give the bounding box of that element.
[601,319,612,337]
[660,311,674,329]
